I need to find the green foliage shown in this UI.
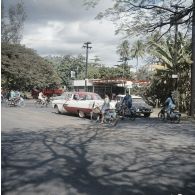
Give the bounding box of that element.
[1,43,61,90]
[1,0,26,44]
[47,54,134,90]
[52,55,86,90]
[146,33,192,111]
[130,40,145,71]
[117,40,130,59]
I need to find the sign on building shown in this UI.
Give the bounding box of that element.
[71,71,75,78]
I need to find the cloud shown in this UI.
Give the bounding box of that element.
[4,0,139,66]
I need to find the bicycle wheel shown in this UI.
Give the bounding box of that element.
[129,109,136,121]
[45,101,50,107]
[6,99,14,107]
[18,100,25,107]
[175,114,181,124]
[107,114,119,126]
[112,116,120,126]
[5,99,10,107]
[158,112,165,121]
[34,100,42,108]
[129,114,136,121]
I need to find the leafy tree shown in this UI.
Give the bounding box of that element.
[147,33,192,112]
[90,55,102,67]
[1,0,26,43]
[56,55,86,90]
[1,43,61,90]
[84,0,192,37]
[88,64,101,78]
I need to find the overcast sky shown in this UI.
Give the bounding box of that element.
[5,0,133,67]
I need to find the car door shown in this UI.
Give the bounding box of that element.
[64,93,80,113]
[77,93,94,114]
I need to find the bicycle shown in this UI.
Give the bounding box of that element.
[158,106,181,123]
[34,97,50,108]
[91,106,119,126]
[6,97,25,107]
[116,104,136,121]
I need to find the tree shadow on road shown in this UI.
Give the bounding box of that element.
[2,124,195,195]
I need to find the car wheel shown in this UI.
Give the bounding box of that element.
[78,110,85,118]
[54,105,60,114]
[144,113,150,117]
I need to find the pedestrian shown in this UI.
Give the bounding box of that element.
[101,94,110,123]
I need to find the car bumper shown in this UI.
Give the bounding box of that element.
[135,109,153,114]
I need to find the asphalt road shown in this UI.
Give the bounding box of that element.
[1,100,195,195]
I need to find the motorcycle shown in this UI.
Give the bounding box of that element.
[116,103,136,121]
[158,106,181,123]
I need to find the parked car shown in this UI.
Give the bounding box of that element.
[115,94,153,117]
[51,91,115,118]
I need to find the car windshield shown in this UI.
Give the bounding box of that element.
[62,93,73,100]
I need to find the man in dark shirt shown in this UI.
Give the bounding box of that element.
[122,91,132,110]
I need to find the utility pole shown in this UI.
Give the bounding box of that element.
[191,0,195,117]
[118,57,130,94]
[83,42,92,92]
[171,4,184,109]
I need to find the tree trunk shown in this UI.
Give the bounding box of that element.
[191,0,195,117]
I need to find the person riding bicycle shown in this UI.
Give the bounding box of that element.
[165,92,175,116]
[9,90,16,100]
[101,94,110,123]
[9,90,18,104]
[38,91,47,104]
[122,91,132,112]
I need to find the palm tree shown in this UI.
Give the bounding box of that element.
[130,40,145,72]
[117,40,130,59]
[116,40,132,93]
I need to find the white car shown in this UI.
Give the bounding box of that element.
[51,91,115,118]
